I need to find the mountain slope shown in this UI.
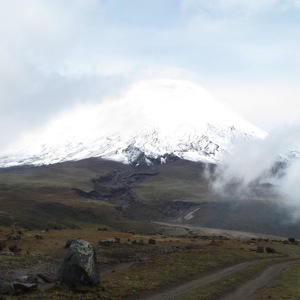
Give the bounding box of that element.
[0,157,300,237]
[0,79,266,167]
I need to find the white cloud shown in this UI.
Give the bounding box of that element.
[205,84,300,131]
[280,159,300,220]
[213,124,300,219]
[181,0,300,14]
[186,13,229,37]
[0,0,119,150]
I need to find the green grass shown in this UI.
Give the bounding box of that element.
[0,158,214,231]
[9,240,274,300]
[0,223,292,300]
[0,158,132,190]
[179,258,291,300]
[179,273,244,300]
[257,262,300,300]
[99,241,277,299]
[133,160,214,203]
[0,158,299,238]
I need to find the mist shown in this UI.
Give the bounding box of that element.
[213,124,300,220]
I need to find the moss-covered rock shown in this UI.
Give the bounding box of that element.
[56,239,100,287]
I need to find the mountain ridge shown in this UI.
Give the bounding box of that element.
[0,79,266,167]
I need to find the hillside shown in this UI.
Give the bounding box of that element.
[0,157,299,238]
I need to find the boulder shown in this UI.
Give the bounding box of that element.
[0,281,37,295]
[56,239,100,287]
[64,239,76,248]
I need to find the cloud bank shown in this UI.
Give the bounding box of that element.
[213,124,300,219]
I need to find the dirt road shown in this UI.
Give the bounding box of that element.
[223,259,300,300]
[144,258,300,300]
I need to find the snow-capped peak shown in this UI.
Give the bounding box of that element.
[0,79,266,167]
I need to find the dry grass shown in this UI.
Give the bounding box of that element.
[0,225,296,300]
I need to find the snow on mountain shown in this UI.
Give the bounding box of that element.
[0,79,267,168]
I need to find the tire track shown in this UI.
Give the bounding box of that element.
[144,260,265,300]
[222,259,300,300]
[143,258,299,300]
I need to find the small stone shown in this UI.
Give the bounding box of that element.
[9,245,21,253]
[148,239,156,245]
[98,238,120,246]
[12,282,37,294]
[0,251,14,256]
[265,247,276,253]
[7,234,21,241]
[97,227,108,231]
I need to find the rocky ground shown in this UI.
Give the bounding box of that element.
[0,225,300,299]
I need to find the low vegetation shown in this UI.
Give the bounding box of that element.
[179,258,292,300]
[1,159,300,299]
[1,224,295,299]
[257,262,300,299]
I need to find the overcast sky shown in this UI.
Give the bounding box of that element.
[1,0,300,151]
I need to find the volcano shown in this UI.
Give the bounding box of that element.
[0,79,265,167]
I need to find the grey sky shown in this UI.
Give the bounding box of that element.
[0,0,299,151]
